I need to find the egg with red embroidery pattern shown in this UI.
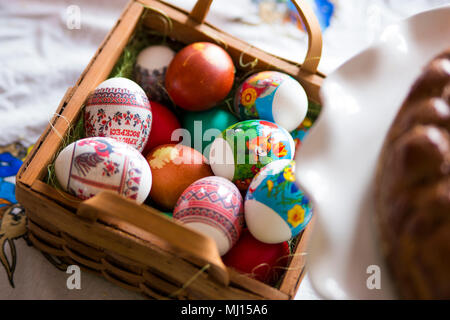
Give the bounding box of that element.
[84,77,152,152]
[173,176,244,256]
[54,137,152,204]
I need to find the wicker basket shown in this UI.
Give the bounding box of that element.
[16,0,324,300]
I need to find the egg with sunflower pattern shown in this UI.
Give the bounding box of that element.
[209,120,295,192]
[234,71,308,132]
[245,159,312,243]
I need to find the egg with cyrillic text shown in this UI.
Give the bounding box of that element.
[54,137,152,204]
[84,77,152,152]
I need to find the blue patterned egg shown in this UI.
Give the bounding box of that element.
[234,71,308,132]
[245,159,312,243]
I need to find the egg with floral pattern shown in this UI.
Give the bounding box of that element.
[245,159,312,243]
[173,176,244,256]
[234,71,308,132]
[54,137,152,204]
[290,115,314,155]
[209,120,295,192]
[84,77,152,152]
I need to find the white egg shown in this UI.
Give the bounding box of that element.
[245,199,293,243]
[135,45,175,102]
[55,137,152,204]
[84,77,152,152]
[272,76,308,132]
[208,136,235,181]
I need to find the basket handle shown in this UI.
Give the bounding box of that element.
[77,191,230,286]
[189,0,322,74]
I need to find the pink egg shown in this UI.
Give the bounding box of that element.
[173,176,244,256]
[84,77,152,152]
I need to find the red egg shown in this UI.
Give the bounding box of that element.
[142,101,181,156]
[222,229,290,285]
[165,42,235,111]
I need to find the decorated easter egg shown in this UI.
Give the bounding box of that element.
[234,71,308,132]
[290,116,314,154]
[222,229,290,285]
[209,120,295,192]
[165,42,235,111]
[134,45,175,103]
[142,101,181,156]
[146,144,213,210]
[84,77,152,152]
[181,108,238,157]
[173,176,244,256]
[245,159,312,243]
[54,137,151,204]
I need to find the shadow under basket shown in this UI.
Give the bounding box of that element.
[16,0,325,300]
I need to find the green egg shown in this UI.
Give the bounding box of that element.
[161,211,173,219]
[182,108,238,157]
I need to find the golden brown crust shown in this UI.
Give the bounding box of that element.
[375,49,450,299]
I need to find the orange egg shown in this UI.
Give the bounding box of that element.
[146,144,213,210]
[165,42,235,111]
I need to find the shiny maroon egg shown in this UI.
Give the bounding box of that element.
[165,42,235,111]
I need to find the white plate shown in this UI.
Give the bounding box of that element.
[294,6,450,299]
